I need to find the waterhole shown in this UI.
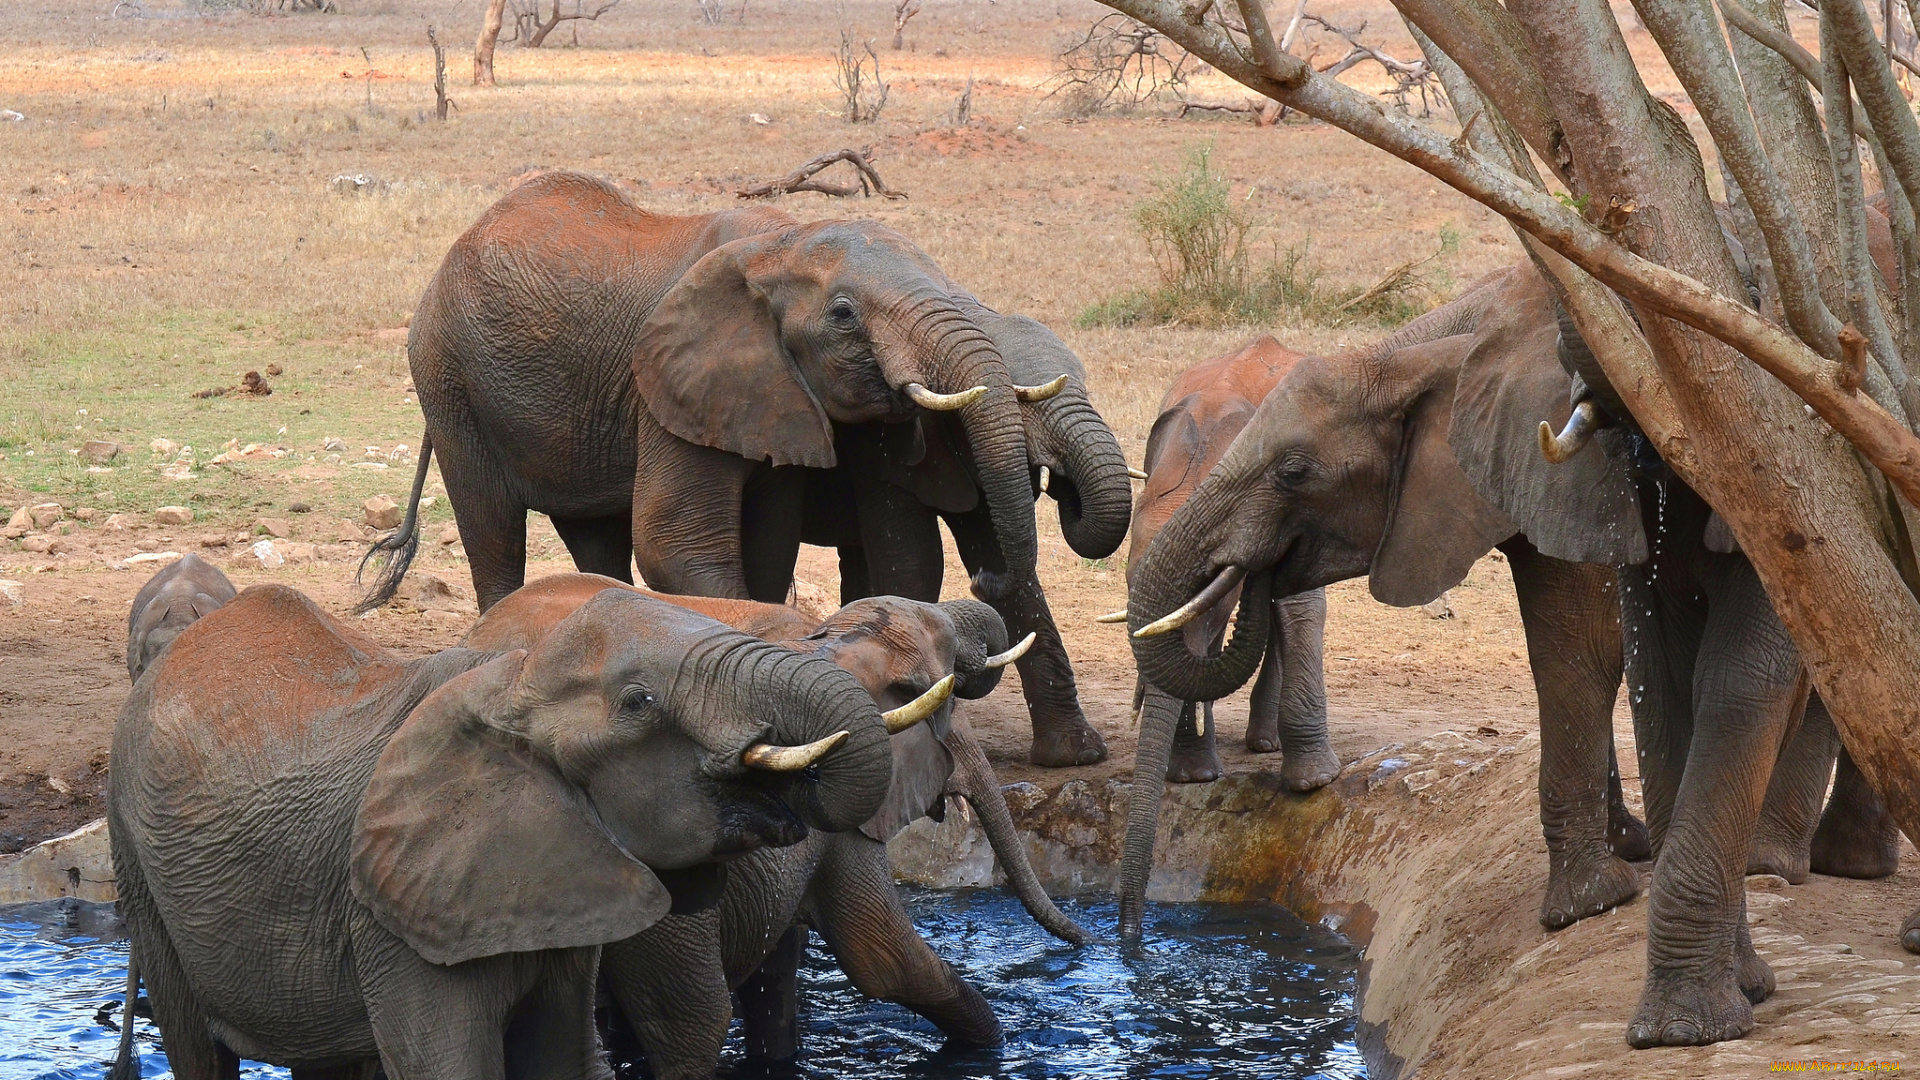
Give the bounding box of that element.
[2,891,1363,1080]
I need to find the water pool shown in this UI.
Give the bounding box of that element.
[1,891,1364,1080]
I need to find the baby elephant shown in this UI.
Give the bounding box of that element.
[110,581,893,1079]
[125,553,235,681]
[462,574,1087,1079]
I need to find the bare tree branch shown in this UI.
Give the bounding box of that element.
[736,147,907,200]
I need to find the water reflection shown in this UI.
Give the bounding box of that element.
[1,892,1363,1080]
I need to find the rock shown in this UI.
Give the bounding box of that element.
[337,519,369,543]
[73,507,97,522]
[0,818,116,904]
[0,110,24,123]
[29,503,63,529]
[422,608,468,628]
[363,495,401,531]
[154,506,194,526]
[3,507,27,539]
[22,536,63,554]
[198,534,229,549]
[288,501,312,514]
[103,513,134,530]
[285,542,317,564]
[438,523,462,546]
[150,438,178,457]
[257,517,293,539]
[75,594,96,605]
[323,436,348,452]
[1421,592,1454,620]
[81,439,119,464]
[404,573,472,613]
[123,551,182,566]
[251,539,285,568]
[0,580,22,608]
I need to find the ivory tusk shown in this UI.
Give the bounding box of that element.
[905,382,989,411]
[1095,609,1130,624]
[742,730,850,772]
[1538,399,1599,465]
[1013,374,1068,402]
[1133,565,1248,639]
[981,632,1037,668]
[1126,467,1149,480]
[882,674,955,734]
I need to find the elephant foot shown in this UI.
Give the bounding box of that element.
[1028,711,1110,768]
[1809,809,1901,880]
[1901,906,1920,954]
[1736,930,1775,1005]
[1625,966,1755,1049]
[1245,713,1282,754]
[1609,806,1653,863]
[1167,731,1223,784]
[1277,740,1341,793]
[1540,848,1640,930]
[1746,839,1810,885]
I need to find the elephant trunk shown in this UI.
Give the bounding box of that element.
[1046,396,1133,560]
[1118,685,1184,938]
[940,598,1011,700]
[1552,299,1632,425]
[690,637,894,833]
[946,723,1091,945]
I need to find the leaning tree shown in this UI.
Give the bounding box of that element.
[1101,0,1920,983]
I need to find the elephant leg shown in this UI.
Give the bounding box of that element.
[1608,742,1653,861]
[945,504,1108,768]
[445,482,528,614]
[502,950,612,1080]
[1749,691,1837,883]
[1247,590,1337,791]
[129,933,239,1080]
[632,411,756,598]
[854,477,944,600]
[357,928,528,1080]
[1811,735,1903,879]
[1617,564,1703,861]
[804,836,1001,1047]
[1628,562,1800,1049]
[1505,540,1641,930]
[600,912,731,1080]
[741,463,806,604]
[738,925,806,1061]
[549,514,634,584]
[1166,699,1222,783]
[837,545,871,607]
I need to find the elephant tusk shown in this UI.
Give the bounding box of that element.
[1095,608,1130,624]
[742,730,850,772]
[1013,374,1068,402]
[982,632,1037,668]
[905,382,989,411]
[1537,399,1599,465]
[1126,467,1149,480]
[1133,565,1248,639]
[883,674,955,734]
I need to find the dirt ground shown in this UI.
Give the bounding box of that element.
[4,0,1915,1072]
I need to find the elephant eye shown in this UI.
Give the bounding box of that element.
[615,685,657,717]
[1273,454,1315,489]
[827,297,859,326]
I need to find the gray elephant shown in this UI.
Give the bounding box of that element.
[109,583,893,1078]
[125,552,234,681]
[807,297,1133,767]
[460,575,1088,1078]
[1121,261,1893,1047]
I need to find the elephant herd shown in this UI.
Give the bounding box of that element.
[102,170,1913,1076]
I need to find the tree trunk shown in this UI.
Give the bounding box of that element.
[474,0,506,86]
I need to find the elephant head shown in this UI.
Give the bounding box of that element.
[126,553,236,681]
[1117,263,1643,935]
[350,589,894,966]
[631,221,1038,583]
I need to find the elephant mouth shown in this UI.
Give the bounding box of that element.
[711,781,809,856]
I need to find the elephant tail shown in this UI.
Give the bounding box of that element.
[353,431,433,615]
[946,722,1091,946]
[108,953,139,1080]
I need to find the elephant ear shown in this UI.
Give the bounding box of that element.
[860,721,956,843]
[350,652,671,966]
[1446,268,1646,565]
[631,236,836,469]
[1369,335,1519,607]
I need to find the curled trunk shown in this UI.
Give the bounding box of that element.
[1127,567,1272,703]
[946,724,1090,945]
[1047,397,1134,560]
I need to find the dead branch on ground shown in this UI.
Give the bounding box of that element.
[1177,98,1284,124]
[737,148,907,200]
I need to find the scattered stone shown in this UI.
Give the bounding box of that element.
[252,539,285,568]
[123,551,182,565]
[284,542,317,564]
[22,536,63,554]
[266,363,283,376]
[0,580,22,608]
[323,436,348,452]
[403,573,469,612]
[331,172,379,194]
[1421,592,1454,620]
[160,461,195,481]
[199,534,230,548]
[154,506,194,526]
[81,439,119,464]
[288,501,312,514]
[29,503,63,530]
[363,495,402,531]
[44,776,72,796]
[421,608,467,628]
[337,519,369,543]
[351,461,390,470]
[257,517,293,539]
[437,523,462,546]
[0,110,24,123]
[3,506,27,539]
[103,513,134,530]
[150,438,178,456]
[75,595,96,605]
[73,507,97,522]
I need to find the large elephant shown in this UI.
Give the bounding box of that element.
[364,170,1044,627]
[109,582,893,1078]
[805,297,1133,766]
[1121,261,1894,1047]
[462,573,1088,1078]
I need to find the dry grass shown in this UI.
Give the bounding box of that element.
[0,0,1530,537]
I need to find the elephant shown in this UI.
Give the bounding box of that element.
[125,552,235,681]
[108,581,893,1078]
[460,573,1088,1078]
[1119,260,1899,1047]
[361,170,1048,627]
[803,296,1133,766]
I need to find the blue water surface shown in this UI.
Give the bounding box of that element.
[1,891,1363,1080]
